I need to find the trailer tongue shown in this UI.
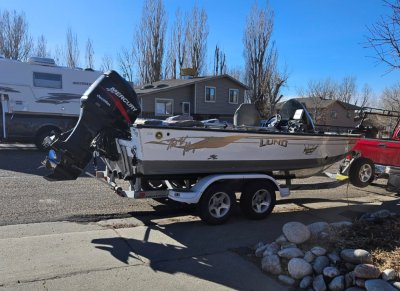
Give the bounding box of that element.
[44,70,141,181]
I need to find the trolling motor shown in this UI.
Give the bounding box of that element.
[44,70,141,181]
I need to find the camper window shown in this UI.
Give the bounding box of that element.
[33,72,62,89]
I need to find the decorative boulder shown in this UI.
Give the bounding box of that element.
[278,275,295,286]
[311,246,327,256]
[381,269,396,281]
[364,279,398,291]
[282,222,311,244]
[287,258,313,279]
[304,251,315,263]
[277,247,304,259]
[328,275,345,291]
[323,266,340,278]
[340,249,373,264]
[354,264,381,279]
[262,242,280,257]
[299,276,313,289]
[261,255,282,275]
[307,221,329,239]
[313,256,329,274]
[313,274,327,291]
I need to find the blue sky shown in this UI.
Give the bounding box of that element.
[1,0,399,100]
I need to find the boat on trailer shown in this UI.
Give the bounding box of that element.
[42,71,360,224]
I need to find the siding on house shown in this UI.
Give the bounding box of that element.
[136,75,247,121]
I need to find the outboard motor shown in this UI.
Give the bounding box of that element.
[44,70,141,181]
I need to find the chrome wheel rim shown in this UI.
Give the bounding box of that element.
[359,164,373,182]
[208,192,231,218]
[252,189,271,213]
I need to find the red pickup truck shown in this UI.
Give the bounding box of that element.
[341,108,400,187]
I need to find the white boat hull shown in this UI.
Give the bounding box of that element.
[118,126,359,178]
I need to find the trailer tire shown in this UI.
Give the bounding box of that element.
[35,127,61,151]
[240,181,276,220]
[198,183,235,225]
[349,157,375,188]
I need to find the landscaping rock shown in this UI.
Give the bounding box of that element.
[277,247,304,259]
[299,276,313,289]
[365,279,398,291]
[323,266,340,278]
[313,274,327,291]
[354,264,381,279]
[253,241,264,250]
[392,281,400,289]
[287,258,313,279]
[311,246,327,256]
[340,249,373,264]
[282,221,311,244]
[307,221,329,238]
[275,234,287,244]
[255,244,268,257]
[328,275,345,291]
[262,242,280,257]
[280,241,297,249]
[304,251,315,263]
[355,278,365,288]
[327,252,340,264]
[278,275,295,286]
[345,271,355,288]
[381,269,396,281]
[261,255,282,275]
[313,255,330,274]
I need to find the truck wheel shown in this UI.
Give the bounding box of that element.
[35,127,61,151]
[240,181,276,220]
[198,184,234,225]
[349,157,375,188]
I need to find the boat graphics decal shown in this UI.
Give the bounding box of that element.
[0,86,20,93]
[147,135,290,155]
[304,144,319,155]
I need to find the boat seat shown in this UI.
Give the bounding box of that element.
[233,103,261,127]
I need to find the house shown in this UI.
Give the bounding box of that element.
[277,97,361,130]
[134,74,248,122]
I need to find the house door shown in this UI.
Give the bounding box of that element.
[182,102,190,115]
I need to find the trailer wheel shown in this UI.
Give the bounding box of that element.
[35,127,61,151]
[240,181,276,220]
[198,184,234,225]
[349,157,375,188]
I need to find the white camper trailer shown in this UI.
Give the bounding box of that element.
[0,56,102,149]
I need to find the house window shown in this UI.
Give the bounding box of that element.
[229,89,239,104]
[330,110,337,119]
[155,98,173,116]
[205,86,216,102]
[33,72,62,89]
[182,102,190,115]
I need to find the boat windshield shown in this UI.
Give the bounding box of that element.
[279,99,315,132]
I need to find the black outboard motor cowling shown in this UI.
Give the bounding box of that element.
[45,70,141,181]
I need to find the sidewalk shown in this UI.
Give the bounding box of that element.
[0,193,399,291]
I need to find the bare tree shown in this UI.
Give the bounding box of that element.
[358,83,373,108]
[243,3,287,117]
[337,76,357,103]
[366,0,400,71]
[165,9,185,79]
[100,54,114,71]
[134,0,167,84]
[65,27,80,68]
[52,45,64,66]
[298,78,338,123]
[227,66,245,84]
[381,82,400,111]
[34,34,49,57]
[213,45,226,75]
[0,9,33,60]
[85,38,95,69]
[185,4,209,76]
[164,36,177,79]
[118,47,135,83]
